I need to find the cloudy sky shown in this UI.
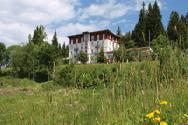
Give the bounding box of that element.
[0,0,187,46]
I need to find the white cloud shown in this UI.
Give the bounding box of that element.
[79,0,132,19]
[0,0,164,46]
[0,0,78,46]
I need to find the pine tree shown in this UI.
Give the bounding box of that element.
[32,25,47,45]
[28,34,32,43]
[132,2,146,47]
[167,11,187,48]
[52,31,58,48]
[167,11,180,41]
[117,26,122,36]
[146,2,165,43]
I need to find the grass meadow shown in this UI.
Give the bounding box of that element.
[1,48,188,125]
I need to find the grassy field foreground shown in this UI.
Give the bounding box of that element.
[0,78,188,125]
[1,48,188,125]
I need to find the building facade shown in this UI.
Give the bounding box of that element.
[68,29,120,64]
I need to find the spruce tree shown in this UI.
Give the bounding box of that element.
[132,2,146,47]
[167,11,180,41]
[117,26,122,36]
[52,31,58,48]
[146,2,164,43]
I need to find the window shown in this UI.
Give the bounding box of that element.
[97,35,99,40]
[76,38,78,43]
[91,36,94,41]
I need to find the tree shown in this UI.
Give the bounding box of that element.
[11,43,36,78]
[167,11,187,49]
[167,11,180,41]
[62,42,69,58]
[32,25,47,45]
[0,42,6,73]
[151,35,170,54]
[52,31,58,48]
[97,49,106,63]
[132,2,147,47]
[28,34,32,43]
[121,32,135,48]
[117,26,122,36]
[146,2,165,42]
[78,51,88,64]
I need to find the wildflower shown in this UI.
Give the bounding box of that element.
[154,116,161,122]
[160,101,168,105]
[154,109,160,115]
[160,121,168,125]
[146,112,154,119]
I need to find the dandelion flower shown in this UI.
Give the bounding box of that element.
[146,112,154,119]
[160,101,168,105]
[154,109,160,115]
[160,121,168,125]
[154,116,161,122]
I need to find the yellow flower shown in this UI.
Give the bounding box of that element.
[154,109,160,115]
[154,116,161,122]
[160,121,168,125]
[160,101,168,105]
[146,112,154,119]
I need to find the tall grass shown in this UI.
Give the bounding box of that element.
[1,47,188,124]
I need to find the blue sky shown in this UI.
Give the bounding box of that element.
[0,0,187,46]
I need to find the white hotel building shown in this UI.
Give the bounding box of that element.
[68,29,120,64]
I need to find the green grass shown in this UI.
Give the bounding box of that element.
[0,80,188,125]
[0,76,39,88]
[1,46,188,125]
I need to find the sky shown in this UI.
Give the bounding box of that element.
[0,0,187,46]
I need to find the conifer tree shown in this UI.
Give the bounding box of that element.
[132,2,146,47]
[117,26,122,36]
[52,31,58,48]
[167,11,180,41]
[146,2,164,42]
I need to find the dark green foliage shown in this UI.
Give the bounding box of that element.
[146,2,165,42]
[0,42,6,74]
[78,51,88,64]
[55,65,75,87]
[55,64,117,88]
[0,42,6,65]
[122,32,135,48]
[116,26,122,36]
[32,25,47,45]
[97,49,106,63]
[132,2,146,47]
[52,31,58,48]
[167,11,187,49]
[61,42,69,58]
[132,2,164,47]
